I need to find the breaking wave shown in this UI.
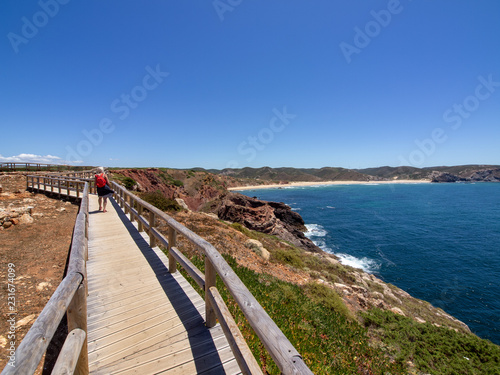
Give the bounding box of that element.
[336,253,381,274]
[305,224,327,238]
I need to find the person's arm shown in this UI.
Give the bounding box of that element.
[104,173,110,185]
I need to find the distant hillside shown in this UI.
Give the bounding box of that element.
[356,166,429,180]
[215,166,374,182]
[196,165,500,183]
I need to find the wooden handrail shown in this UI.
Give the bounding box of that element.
[26,174,98,196]
[1,178,90,375]
[111,181,313,375]
[0,163,93,172]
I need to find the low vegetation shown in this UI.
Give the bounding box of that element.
[362,309,500,374]
[122,176,137,190]
[140,190,182,212]
[110,173,137,190]
[182,254,402,374]
[158,168,184,187]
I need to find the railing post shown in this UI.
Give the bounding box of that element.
[58,179,62,198]
[67,282,88,375]
[67,180,70,196]
[129,197,135,222]
[205,257,217,328]
[168,227,177,273]
[138,204,143,232]
[149,211,156,248]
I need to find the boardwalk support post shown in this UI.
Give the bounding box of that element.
[138,204,144,232]
[205,257,217,328]
[149,211,156,247]
[168,227,177,273]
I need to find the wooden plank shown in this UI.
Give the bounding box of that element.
[97,329,231,375]
[88,297,205,337]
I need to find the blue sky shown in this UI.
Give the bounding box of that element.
[1,0,499,169]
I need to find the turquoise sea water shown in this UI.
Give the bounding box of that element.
[238,183,500,345]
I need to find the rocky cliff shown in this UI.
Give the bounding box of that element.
[216,192,321,253]
[430,168,500,182]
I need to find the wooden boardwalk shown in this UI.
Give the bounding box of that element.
[86,195,242,374]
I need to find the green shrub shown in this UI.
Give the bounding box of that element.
[158,170,184,187]
[141,190,182,212]
[230,222,254,238]
[303,282,354,320]
[122,176,137,190]
[273,248,305,269]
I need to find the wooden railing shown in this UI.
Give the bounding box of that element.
[54,170,96,179]
[26,175,95,198]
[0,163,92,172]
[111,181,314,375]
[2,179,89,375]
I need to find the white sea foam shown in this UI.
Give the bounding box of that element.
[305,224,327,238]
[311,240,333,252]
[336,253,381,274]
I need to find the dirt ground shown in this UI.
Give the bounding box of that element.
[0,173,79,373]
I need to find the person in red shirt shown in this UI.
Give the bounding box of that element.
[95,167,113,212]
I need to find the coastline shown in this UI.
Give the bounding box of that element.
[229,179,431,191]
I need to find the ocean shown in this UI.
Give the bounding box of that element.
[238,182,500,345]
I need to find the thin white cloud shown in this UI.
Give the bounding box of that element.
[0,153,82,164]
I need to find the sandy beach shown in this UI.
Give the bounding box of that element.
[229,179,431,191]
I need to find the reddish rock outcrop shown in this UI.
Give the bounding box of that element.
[111,169,223,211]
[217,193,321,253]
